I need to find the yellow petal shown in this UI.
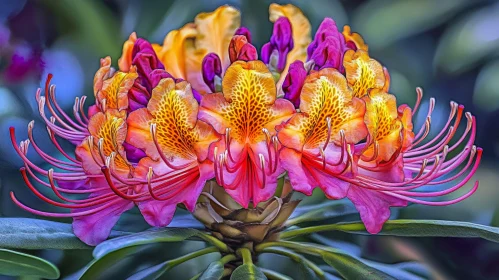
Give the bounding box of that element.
[127,78,217,161]
[82,109,132,177]
[199,61,295,144]
[363,90,402,161]
[97,66,138,111]
[156,23,197,79]
[269,3,311,85]
[343,49,386,98]
[298,68,367,148]
[186,6,241,93]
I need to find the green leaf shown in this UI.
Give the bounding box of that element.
[435,2,499,73]
[126,261,169,280]
[0,218,89,250]
[198,261,224,280]
[230,264,267,280]
[94,228,201,259]
[80,246,140,280]
[0,249,60,279]
[281,220,499,243]
[341,220,499,242]
[321,249,395,280]
[297,261,319,280]
[288,200,358,225]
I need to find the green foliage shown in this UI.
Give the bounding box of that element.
[230,264,267,280]
[0,218,90,250]
[0,249,60,279]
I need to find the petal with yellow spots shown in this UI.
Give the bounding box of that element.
[342,25,368,51]
[343,49,388,98]
[126,78,218,222]
[269,3,311,85]
[199,60,295,207]
[96,67,138,111]
[278,68,367,198]
[76,109,133,178]
[127,78,218,164]
[362,90,403,162]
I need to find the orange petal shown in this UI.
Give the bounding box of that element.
[200,60,294,144]
[117,32,137,72]
[343,49,386,98]
[269,3,311,85]
[78,110,132,177]
[342,25,368,51]
[185,6,241,93]
[97,67,138,111]
[93,56,113,97]
[128,78,217,161]
[156,23,197,79]
[297,68,367,148]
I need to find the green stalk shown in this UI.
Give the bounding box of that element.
[255,241,328,257]
[236,248,253,265]
[260,247,325,279]
[220,254,238,264]
[197,232,232,252]
[170,246,219,267]
[280,223,365,240]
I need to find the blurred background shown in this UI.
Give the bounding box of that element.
[1,0,499,279]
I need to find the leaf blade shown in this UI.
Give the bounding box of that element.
[0,249,60,279]
[230,264,267,280]
[93,227,201,259]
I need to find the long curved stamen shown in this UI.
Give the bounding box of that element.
[10,191,125,218]
[27,122,81,169]
[383,181,479,206]
[412,87,423,116]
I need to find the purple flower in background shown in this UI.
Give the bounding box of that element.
[307,18,350,72]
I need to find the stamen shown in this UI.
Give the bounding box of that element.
[412,87,423,116]
[259,153,267,189]
[323,117,332,150]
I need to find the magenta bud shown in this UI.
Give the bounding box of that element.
[202,53,222,93]
[282,60,307,108]
[235,26,252,43]
[261,17,294,72]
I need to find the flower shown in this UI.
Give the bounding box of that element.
[10,3,481,245]
[198,60,295,207]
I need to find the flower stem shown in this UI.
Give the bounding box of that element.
[220,254,237,264]
[197,232,232,252]
[279,222,365,239]
[236,247,253,265]
[170,246,219,267]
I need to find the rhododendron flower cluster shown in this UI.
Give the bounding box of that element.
[10,4,481,246]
